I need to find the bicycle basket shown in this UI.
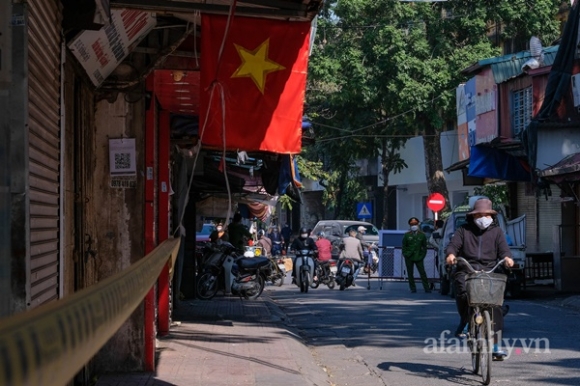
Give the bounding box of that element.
[465,272,507,307]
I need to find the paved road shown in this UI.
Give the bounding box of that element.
[264,278,580,386]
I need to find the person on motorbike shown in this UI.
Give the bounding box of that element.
[290,227,318,284]
[267,226,283,255]
[445,198,514,360]
[228,212,252,251]
[256,229,272,257]
[209,222,229,244]
[339,229,364,286]
[315,231,332,277]
[356,225,371,260]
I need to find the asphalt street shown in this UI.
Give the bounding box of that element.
[264,277,580,386]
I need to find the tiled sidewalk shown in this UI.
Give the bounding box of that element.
[96,294,330,386]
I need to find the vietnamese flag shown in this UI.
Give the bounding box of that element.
[200,15,311,154]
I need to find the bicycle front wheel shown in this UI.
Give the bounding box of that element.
[480,309,492,385]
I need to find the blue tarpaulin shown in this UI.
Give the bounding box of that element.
[468,146,531,181]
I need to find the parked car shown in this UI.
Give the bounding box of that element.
[196,223,216,243]
[311,220,380,259]
[434,196,526,297]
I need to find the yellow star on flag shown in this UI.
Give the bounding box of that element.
[232,38,285,94]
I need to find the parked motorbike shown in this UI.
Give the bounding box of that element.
[243,245,285,286]
[335,258,357,290]
[310,259,336,289]
[196,242,270,300]
[293,249,315,293]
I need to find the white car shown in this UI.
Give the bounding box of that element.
[311,220,379,260]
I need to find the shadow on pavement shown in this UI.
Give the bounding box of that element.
[377,361,481,385]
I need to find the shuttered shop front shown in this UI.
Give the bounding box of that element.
[27,0,62,308]
[517,182,563,252]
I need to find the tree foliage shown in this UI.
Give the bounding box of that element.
[304,0,562,225]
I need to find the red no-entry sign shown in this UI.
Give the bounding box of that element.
[427,193,445,212]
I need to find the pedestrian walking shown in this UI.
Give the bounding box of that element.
[402,217,431,293]
[281,223,292,252]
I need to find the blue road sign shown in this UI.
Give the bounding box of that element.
[357,202,372,219]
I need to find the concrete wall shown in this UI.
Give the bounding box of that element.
[536,127,580,170]
[388,130,474,230]
[0,0,12,316]
[91,95,146,372]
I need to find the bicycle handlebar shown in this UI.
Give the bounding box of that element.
[454,256,507,274]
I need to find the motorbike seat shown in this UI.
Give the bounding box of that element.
[237,257,270,269]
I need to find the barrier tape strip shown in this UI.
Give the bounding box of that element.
[0,237,180,386]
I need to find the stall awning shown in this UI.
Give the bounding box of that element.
[538,152,580,183]
[468,146,532,181]
[445,159,470,173]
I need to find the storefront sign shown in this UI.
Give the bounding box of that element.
[68,9,156,87]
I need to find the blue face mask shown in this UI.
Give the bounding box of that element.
[410,225,418,232]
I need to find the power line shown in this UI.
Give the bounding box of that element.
[315,132,456,143]
[310,91,449,135]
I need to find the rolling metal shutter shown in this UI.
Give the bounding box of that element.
[27,0,62,307]
[537,185,562,252]
[517,182,563,252]
[517,182,537,250]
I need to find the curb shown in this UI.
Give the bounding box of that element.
[559,295,580,311]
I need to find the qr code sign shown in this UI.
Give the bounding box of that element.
[114,153,132,170]
[109,138,136,176]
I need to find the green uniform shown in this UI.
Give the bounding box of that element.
[402,230,430,292]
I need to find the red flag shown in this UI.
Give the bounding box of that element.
[200,15,311,154]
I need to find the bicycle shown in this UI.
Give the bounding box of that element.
[455,257,507,386]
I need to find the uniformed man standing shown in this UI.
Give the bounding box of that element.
[402,217,431,293]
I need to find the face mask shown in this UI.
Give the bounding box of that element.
[300,233,308,238]
[217,227,223,232]
[410,225,418,232]
[474,217,493,230]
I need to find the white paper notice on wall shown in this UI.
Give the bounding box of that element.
[109,138,136,176]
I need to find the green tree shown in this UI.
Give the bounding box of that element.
[306,0,561,225]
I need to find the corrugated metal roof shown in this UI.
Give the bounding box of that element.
[463,45,559,84]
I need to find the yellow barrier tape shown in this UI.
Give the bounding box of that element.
[0,237,180,386]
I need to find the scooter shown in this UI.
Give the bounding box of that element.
[293,249,315,293]
[310,259,336,289]
[335,258,357,290]
[196,242,270,300]
[363,243,379,275]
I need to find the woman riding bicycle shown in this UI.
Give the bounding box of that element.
[445,198,514,360]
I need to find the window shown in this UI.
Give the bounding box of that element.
[512,86,533,136]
